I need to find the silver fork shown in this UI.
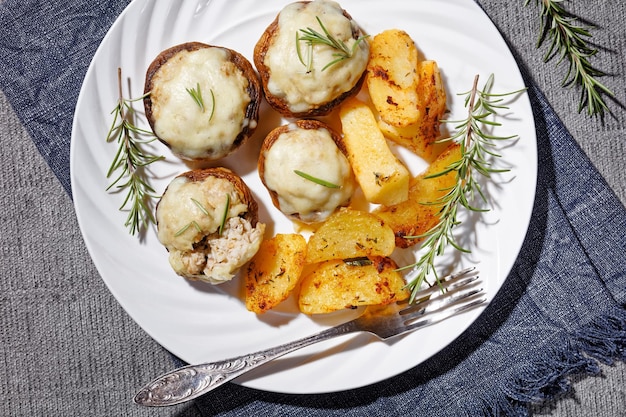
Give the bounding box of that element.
[134,268,486,407]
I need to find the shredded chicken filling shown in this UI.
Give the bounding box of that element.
[171,216,265,284]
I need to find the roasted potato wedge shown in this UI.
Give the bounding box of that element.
[378,60,447,160]
[415,60,447,139]
[339,97,410,206]
[374,143,462,248]
[245,233,307,314]
[379,119,435,160]
[298,256,409,314]
[305,208,395,264]
[366,29,420,127]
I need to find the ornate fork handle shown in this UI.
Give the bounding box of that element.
[134,321,358,407]
[135,268,483,407]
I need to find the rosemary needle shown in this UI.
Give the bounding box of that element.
[186,83,216,120]
[218,194,231,236]
[173,199,211,237]
[186,83,205,112]
[294,170,341,188]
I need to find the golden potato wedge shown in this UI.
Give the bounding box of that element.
[366,29,420,127]
[305,207,395,264]
[339,97,410,206]
[378,60,447,160]
[245,233,307,314]
[416,60,447,137]
[298,256,409,314]
[379,119,435,160]
[374,143,462,248]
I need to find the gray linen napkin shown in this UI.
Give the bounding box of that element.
[1,0,624,415]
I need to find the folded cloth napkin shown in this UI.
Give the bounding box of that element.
[1,0,624,416]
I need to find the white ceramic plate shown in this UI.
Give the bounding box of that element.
[71,0,536,394]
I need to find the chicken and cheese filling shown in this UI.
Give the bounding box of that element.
[156,176,265,284]
[262,124,355,223]
[149,47,253,160]
[264,0,369,113]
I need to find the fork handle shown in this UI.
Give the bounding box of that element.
[134,321,358,407]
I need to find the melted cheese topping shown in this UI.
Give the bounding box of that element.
[262,124,355,223]
[265,0,369,113]
[150,47,252,160]
[156,175,265,284]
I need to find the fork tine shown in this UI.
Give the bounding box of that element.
[401,284,484,322]
[399,292,487,334]
[399,282,483,320]
[397,267,479,309]
[399,277,482,318]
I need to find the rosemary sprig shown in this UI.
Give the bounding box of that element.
[106,68,164,236]
[185,83,216,120]
[296,16,368,72]
[401,74,523,302]
[294,169,341,188]
[525,0,614,116]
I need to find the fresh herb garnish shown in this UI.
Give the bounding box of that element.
[296,16,368,72]
[294,170,341,188]
[218,194,231,236]
[207,88,216,120]
[106,68,164,236]
[186,83,205,112]
[174,220,202,237]
[174,198,211,237]
[400,74,524,302]
[344,257,373,267]
[186,83,216,120]
[525,0,615,116]
[191,198,210,216]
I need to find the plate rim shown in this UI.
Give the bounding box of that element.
[70,0,538,394]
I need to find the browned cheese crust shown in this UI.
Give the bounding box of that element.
[143,42,262,161]
[166,167,259,227]
[253,3,367,118]
[257,119,347,216]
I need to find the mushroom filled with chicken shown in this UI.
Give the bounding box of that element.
[156,167,265,284]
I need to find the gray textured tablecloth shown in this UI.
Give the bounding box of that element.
[1,0,625,416]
